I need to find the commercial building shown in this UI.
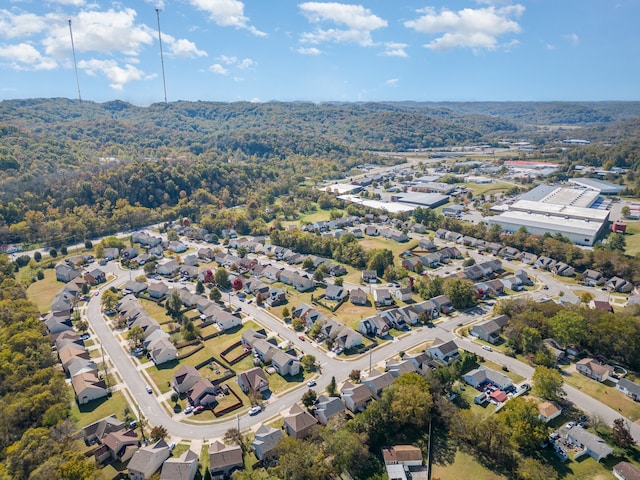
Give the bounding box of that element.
[568,177,624,195]
[390,192,449,209]
[487,186,610,246]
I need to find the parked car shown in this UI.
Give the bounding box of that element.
[482,345,492,351]
[80,333,90,341]
[184,406,194,414]
[307,379,316,388]
[194,406,205,414]
[249,405,262,416]
[168,442,176,450]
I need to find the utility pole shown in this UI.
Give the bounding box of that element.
[155,8,168,103]
[369,349,372,373]
[68,19,82,101]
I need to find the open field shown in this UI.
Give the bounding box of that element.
[467,182,516,198]
[139,298,174,324]
[26,268,62,313]
[431,449,507,480]
[624,221,640,257]
[358,236,419,259]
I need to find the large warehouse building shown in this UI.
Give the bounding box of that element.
[487,186,610,246]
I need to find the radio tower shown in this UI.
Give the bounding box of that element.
[156,8,168,103]
[68,19,82,101]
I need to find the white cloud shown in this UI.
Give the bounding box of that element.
[49,0,86,5]
[299,2,387,46]
[0,42,57,70]
[386,78,399,87]
[405,4,524,52]
[209,63,229,75]
[381,42,408,57]
[565,33,579,46]
[297,46,321,55]
[238,58,255,69]
[163,36,208,58]
[78,58,150,90]
[546,44,556,50]
[44,9,154,58]
[189,0,266,36]
[0,10,49,39]
[218,54,238,65]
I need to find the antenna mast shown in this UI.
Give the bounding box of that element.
[156,8,168,104]
[68,19,82,101]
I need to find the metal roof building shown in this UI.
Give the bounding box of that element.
[568,177,624,195]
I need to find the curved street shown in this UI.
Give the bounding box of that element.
[85,250,640,444]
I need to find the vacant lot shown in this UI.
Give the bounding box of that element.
[70,389,130,428]
[26,268,62,313]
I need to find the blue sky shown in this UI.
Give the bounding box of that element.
[0,1,638,104]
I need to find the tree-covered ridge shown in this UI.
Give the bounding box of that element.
[0,255,94,479]
[394,101,640,125]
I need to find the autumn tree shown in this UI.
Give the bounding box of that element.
[127,325,144,347]
[214,267,230,289]
[498,397,548,452]
[149,425,168,442]
[300,354,316,372]
[532,366,565,402]
[101,290,118,310]
[612,418,635,449]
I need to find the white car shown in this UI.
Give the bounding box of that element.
[168,442,176,450]
[482,345,492,352]
[248,405,262,416]
[184,406,194,414]
[146,385,153,394]
[307,379,317,388]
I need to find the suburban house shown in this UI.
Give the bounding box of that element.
[576,358,612,382]
[237,367,270,394]
[470,315,510,344]
[431,295,454,314]
[394,287,413,303]
[148,337,177,365]
[127,439,171,480]
[325,284,347,301]
[362,270,378,283]
[156,259,180,277]
[363,371,395,398]
[103,247,119,260]
[252,424,283,461]
[613,461,640,480]
[55,263,80,283]
[84,268,106,285]
[188,379,219,407]
[563,426,613,462]
[464,366,513,390]
[340,381,373,413]
[373,288,394,307]
[385,359,418,378]
[382,445,427,480]
[283,403,318,439]
[606,276,634,293]
[314,395,346,425]
[72,371,108,405]
[160,449,199,480]
[426,337,460,365]
[350,288,368,306]
[584,269,604,286]
[266,288,286,307]
[616,378,640,402]
[271,350,301,376]
[147,282,169,299]
[538,401,562,423]
[208,441,244,480]
[96,430,139,463]
[82,415,125,446]
[172,366,201,394]
[359,315,390,338]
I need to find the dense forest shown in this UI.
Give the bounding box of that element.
[0,99,639,247]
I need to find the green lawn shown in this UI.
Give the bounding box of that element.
[431,449,507,480]
[139,298,174,324]
[624,221,640,257]
[26,268,63,313]
[70,389,130,428]
[467,182,515,198]
[358,237,419,260]
[562,368,640,421]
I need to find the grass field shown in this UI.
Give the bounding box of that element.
[467,182,516,198]
[358,236,419,259]
[624,221,640,257]
[431,449,507,480]
[26,268,63,313]
[562,367,640,421]
[139,298,173,324]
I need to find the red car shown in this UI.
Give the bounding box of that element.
[298,335,305,341]
[194,405,205,414]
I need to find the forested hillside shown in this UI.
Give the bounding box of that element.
[0,98,639,247]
